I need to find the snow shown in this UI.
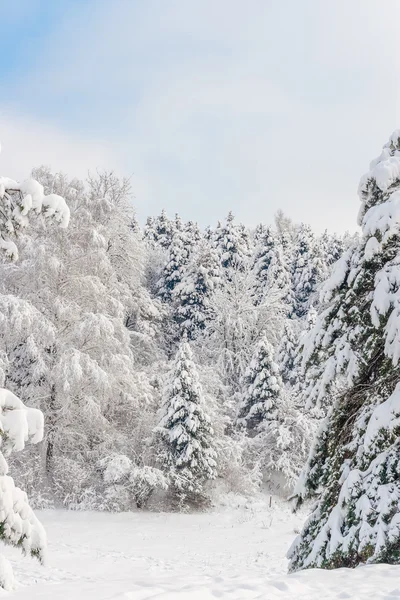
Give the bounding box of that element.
[363,382,400,449]
[0,502,394,599]
[0,389,44,453]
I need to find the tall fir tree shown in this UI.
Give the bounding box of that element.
[252,226,277,304]
[150,209,175,250]
[174,241,221,340]
[266,240,295,316]
[158,225,191,303]
[237,336,284,434]
[277,321,300,387]
[292,224,327,319]
[289,130,400,571]
[155,342,217,506]
[212,211,250,273]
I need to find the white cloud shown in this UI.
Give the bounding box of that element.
[4,0,400,232]
[0,107,122,182]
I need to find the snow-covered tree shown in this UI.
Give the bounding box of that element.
[252,226,276,304]
[158,225,191,303]
[277,321,300,387]
[0,170,159,508]
[173,241,221,340]
[237,336,284,433]
[152,209,175,250]
[202,263,285,401]
[289,130,400,571]
[292,224,327,318]
[155,342,217,507]
[0,149,69,259]
[0,389,47,590]
[320,230,344,268]
[266,241,294,316]
[250,391,315,494]
[212,211,250,273]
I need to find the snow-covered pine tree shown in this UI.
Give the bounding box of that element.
[213,211,250,273]
[152,209,175,250]
[252,226,276,304]
[289,130,400,571]
[155,341,217,507]
[184,219,202,245]
[143,216,158,245]
[277,320,300,387]
[174,241,221,340]
[265,239,294,316]
[0,389,47,590]
[237,336,283,434]
[292,224,327,319]
[158,224,191,303]
[320,230,344,268]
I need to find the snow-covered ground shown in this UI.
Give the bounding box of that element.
[1,497,399,599]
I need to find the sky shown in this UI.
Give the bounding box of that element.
[0,0,399,233]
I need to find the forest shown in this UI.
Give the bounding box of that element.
[0,130,400,599]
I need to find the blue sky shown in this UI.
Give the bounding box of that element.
[0,0,399,232]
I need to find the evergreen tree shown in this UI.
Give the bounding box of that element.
[266,240,295,316]
[184,220,202,245]
[292,224,327,319]
[213,211,250,272]
[143,216,157,244]
[151,209,175,250]
[0,389,47,590]
[252,226,277,304]
[289,130,400,571]
[320,230,344,267]
[158,225,191,303]
[277,321,299,387]
[174,241,221,340]
[237,336,284,433]
[155,342,217,505]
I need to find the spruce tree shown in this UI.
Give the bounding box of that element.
[151,209,175,250]
[174,242,221,340]
[292,224,327,319]
[252,226,277,304]
[156,342,217,506]
[237,336,283,434]
[277,321,299,387]
[266,240,295,316]
[213,211,250,272]
[289,130,400,571]
[321,230,344,268]
[158,225,191,303]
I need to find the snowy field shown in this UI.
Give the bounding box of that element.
[0,498,397,599]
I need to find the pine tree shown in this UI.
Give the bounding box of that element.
[277,321,299,386]
[213,211,250,272]
[292,224,327,319]
[237,336,284,434]
[155,342,217,506]
[158,225,191,303]
[266,240,295,316]
[143,216,157,244]
[252,226,277,304]
[174,241,221,340]
[289,130,400,571]
[152,209,175,250]
[320,230,344,267]
[0,389,47,590]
